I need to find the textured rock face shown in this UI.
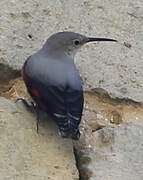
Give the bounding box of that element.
[0,0,143,102]
[1,1,143,179]
[76,124,143,180]
[0,97,78,180]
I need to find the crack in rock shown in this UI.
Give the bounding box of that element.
[0,63,21,93]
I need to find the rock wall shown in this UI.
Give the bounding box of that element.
[0,97,79,180]
[0,0,143,180]
[0,0,143,102]
[76,124,143,180]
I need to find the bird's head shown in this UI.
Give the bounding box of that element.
[43,31,117,58]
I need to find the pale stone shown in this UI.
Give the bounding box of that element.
[0,0,143,102]
[0,97,79,180]
[76,124,143,180]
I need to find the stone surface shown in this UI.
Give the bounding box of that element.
[0,0,143,102]
[76,124,143,180]
[0,97,78,180]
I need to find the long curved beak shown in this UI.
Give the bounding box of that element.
[87,37,117,42]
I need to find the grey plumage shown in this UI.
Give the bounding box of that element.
[22,31,117,140]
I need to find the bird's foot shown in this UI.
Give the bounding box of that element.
[15,98,40,133]
[59,127,71,139]
[15,98,36,112]
[59,131,70,139]
[59,128,80,140]
[71,129,80,141]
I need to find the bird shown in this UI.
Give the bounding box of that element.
[20,31,117,140]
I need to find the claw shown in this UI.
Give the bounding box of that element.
[15,98,34,110]
[59,129,70,138]
[15,98,40,133]
[71,129,80,140]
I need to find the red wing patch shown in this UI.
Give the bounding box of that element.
[32,89,46,110]
[32,89,40,98]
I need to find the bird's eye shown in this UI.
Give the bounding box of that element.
[73,39,80,46]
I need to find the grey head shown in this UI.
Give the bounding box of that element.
[41,31,117,59]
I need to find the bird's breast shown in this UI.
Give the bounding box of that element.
[24,58,78,88]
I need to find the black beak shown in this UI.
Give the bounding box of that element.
[87,37,117,42]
